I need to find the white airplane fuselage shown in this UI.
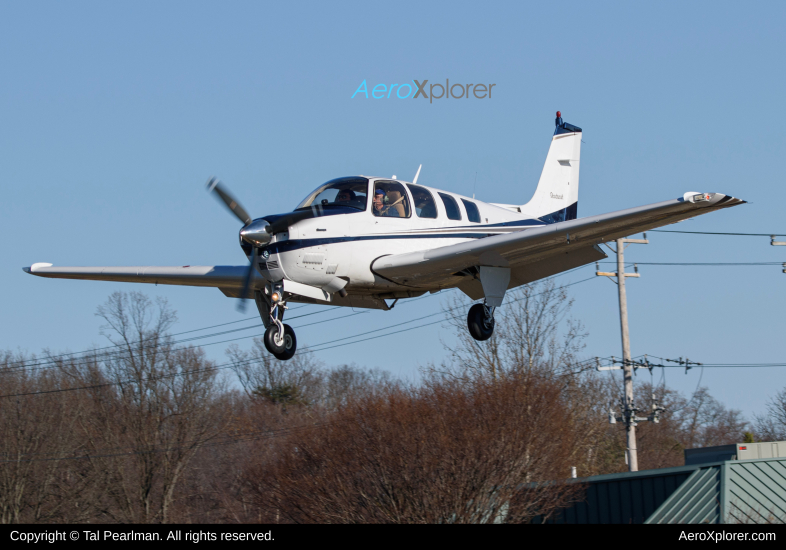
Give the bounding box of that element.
[257,178,552,298]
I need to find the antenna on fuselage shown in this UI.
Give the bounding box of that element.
[473,171,477,199]
[412,164,422,185]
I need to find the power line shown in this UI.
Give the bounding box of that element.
[5,283,450,373]
[599,261,782,266]
[13,353,782,462]
[1,305,344,371]
[0,276,602,400]
[304,275,599,353]
[4,266,593,374]
[604,354,786,369]
[651,230,786,237]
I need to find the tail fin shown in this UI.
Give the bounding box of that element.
[521,112,582,223]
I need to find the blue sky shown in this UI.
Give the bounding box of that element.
[2,1,785,418]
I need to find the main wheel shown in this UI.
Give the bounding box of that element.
[264,323,297,360]
[467,303,495,341]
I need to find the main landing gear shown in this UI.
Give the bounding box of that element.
[256,284,297,361]
[467,303,495,341]
[465,266,509,342]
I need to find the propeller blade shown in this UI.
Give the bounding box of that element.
[237,246,258,312]
[206,177,253,226]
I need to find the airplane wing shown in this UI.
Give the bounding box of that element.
[371,193,745,292]
[22,264,263,298]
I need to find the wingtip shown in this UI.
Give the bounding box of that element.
[25,262,54,274]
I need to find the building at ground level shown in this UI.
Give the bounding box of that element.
[542,446,786,524]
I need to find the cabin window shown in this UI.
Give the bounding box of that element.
[438,193,462,221]
[407,184,437,219]
[372,181,411,218]
[295,177,369,212]
[462,199,481,223]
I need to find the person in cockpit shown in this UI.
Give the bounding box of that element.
[374,188,409,218]
[373,189,392,217]
[336,189,356,203]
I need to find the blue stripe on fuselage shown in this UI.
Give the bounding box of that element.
[268,232,498,254]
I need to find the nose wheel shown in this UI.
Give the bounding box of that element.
[467,303,495,341]
[264,322,297,360]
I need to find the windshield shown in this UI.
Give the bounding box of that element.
[295,177,369,211]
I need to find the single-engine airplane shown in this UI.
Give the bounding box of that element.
[24,112,744,360]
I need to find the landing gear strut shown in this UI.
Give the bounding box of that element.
[259,283,297,360]
[467,302,495,341]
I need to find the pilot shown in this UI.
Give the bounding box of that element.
[336,189,356,203]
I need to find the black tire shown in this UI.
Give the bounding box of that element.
[264,324,285,355]
[467,303,494,341]
[264,323,297,360]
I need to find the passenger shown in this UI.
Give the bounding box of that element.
[412,189,436,218]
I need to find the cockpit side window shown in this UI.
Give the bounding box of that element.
[295,177,369,212]
[406,184,437,219]
[371,181,411,218]
[461,199,481,223]
[438,193,462,221]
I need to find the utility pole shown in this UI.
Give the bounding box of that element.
[596,234,648,471]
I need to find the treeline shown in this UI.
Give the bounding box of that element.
[1,286,783,523]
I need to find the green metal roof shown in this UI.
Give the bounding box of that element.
[545,457,786,524]
[724,459,786,524]
[645,466,721,524]
[546,466,695,524]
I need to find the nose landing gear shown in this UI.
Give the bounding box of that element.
[257,283,298,360]
[467,302,495,341]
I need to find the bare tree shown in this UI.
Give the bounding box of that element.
[0,352,96,523]
[61,291,226,523]
[754,388,786,441]
[322,364,393,410]
[227,341,323,406]
[431,279,589,383]
[669,386,748,449]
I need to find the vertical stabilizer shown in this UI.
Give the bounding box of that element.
[521,112,582,223]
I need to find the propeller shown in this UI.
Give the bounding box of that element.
[238,245,258,308]
[206,176,252,226]
[206,176,267,312]
[205,176,329,311]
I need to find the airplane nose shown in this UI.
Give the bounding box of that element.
[240,219,272,247]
